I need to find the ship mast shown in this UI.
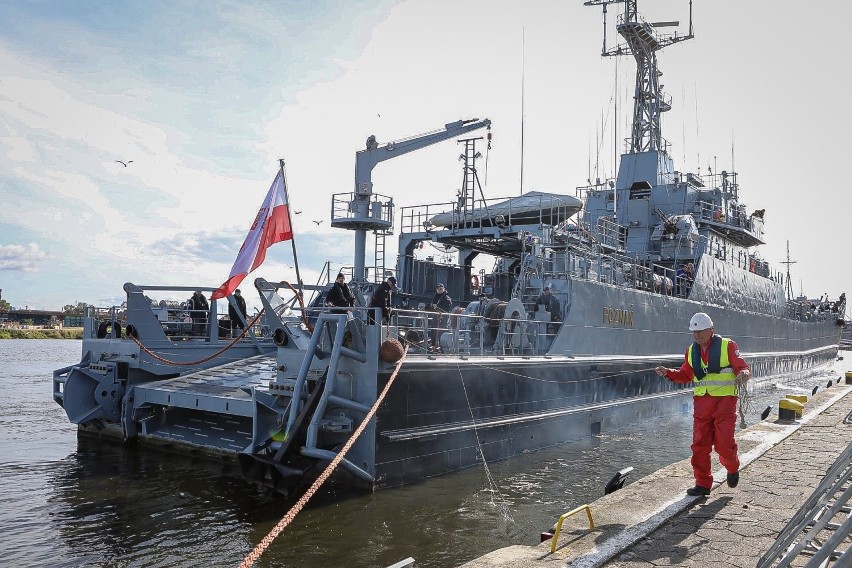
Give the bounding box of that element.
[585,0,693,154]
[780,240,797,300]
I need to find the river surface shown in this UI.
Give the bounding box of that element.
[0,339,846,567]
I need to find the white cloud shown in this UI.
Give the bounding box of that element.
[0,243,50,271]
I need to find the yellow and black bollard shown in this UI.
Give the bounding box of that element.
[779,397,804,420]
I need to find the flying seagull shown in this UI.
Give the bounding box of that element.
[115,160,133,167]
[293,210,302,215]
[312,220,323,226]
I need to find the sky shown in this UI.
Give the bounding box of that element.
[1,0,850,312]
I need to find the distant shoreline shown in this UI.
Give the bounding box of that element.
[0,328,83,340]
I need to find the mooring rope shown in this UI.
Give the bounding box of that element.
[238,344,409,568]
[389,331,758,428]
[736,373,752,428]
[128,309,266,367]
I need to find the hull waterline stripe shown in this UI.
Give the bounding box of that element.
[381,390,688,442]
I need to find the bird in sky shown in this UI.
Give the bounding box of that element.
[115,160,133,167]
[312,220,323,226]
[293,210,302,215]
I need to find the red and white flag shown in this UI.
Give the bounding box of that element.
[210,171,293,300]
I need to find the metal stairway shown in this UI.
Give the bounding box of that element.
[241,313,378,495]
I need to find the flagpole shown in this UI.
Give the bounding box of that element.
[278,159,304,296]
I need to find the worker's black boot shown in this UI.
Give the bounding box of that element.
[727,471,740,488]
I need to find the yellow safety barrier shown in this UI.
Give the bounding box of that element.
[550,504,595,554]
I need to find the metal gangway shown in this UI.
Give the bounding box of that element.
[757,438,852,567]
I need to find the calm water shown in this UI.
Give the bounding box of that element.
[0,339,845,567]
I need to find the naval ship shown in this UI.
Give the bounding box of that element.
[53,1,844,496]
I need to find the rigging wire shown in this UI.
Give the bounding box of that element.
[519,26,525,196]
[455,361,514,522]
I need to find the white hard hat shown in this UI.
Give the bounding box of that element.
[689,312,714,331]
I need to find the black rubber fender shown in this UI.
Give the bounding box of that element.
[97,321,121,339]
[96,321,110,339]
[273,328,289,346]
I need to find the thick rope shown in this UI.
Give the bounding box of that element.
[386,328,759,427]
[736,373,752,428]
[238,344,409,568]
[129,309,265,367]
[280,280,313,333]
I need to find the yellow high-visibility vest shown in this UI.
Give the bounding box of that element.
[686,335,738,396]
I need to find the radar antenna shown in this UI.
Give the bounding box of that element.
[584,0,694,154]
[779,240,797,300]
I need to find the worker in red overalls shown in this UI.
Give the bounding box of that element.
[654,312,751,496]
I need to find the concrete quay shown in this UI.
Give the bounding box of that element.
[462,377,852,568]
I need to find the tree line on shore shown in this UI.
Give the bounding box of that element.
[0,328,83,340]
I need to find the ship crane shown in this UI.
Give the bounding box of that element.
[334,118,492,282]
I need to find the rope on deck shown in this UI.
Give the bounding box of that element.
[129,309,266,367]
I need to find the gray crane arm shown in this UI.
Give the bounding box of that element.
[354,118,491,194]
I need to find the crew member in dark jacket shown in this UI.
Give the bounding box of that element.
[326,273,355,314]
[368,276,396,324]
[428,283,453,351]
[535,286,561,335]
[189,290,209,336]
[228,288,248,334]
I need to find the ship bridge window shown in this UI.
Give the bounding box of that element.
[629,181,652,199]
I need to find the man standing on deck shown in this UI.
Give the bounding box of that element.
[368,276,396,324]
[228,288,248,335]
[654,312,751,496]
[326,273,356,315]
[535,286,562,335]
[427,283,453,352]
[189,290,209,336]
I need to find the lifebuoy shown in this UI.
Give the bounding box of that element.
[713,209,723,222]
[470,274,480,290]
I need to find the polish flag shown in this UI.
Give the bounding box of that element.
[210,171,293,300]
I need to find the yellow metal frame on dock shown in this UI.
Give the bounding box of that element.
[550,504,595,554]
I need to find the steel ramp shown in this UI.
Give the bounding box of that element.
[132,353,276,417]
[129,354,276,452]
[757,439,852,567]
